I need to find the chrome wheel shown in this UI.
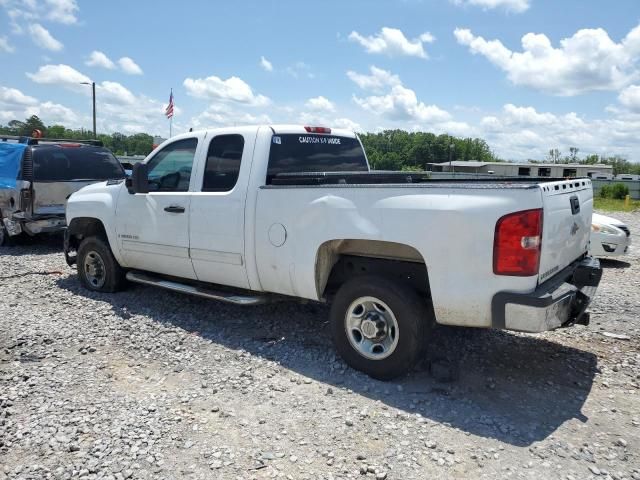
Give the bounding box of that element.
[345,296,399,360]
[84,250,106,289]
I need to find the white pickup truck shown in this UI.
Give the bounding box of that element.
[64,125,602,379]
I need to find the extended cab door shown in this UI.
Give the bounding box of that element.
[188,131,255,289]
[115,137,200,280]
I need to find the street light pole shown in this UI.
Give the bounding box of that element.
[80,81,97,138]
[91,81,96,139]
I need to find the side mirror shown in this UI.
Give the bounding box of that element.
[128,163,149,194]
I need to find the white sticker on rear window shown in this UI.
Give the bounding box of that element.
[298,136,341,145]
[272,136,281,145]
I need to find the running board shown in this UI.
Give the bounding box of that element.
[125,271,268,306]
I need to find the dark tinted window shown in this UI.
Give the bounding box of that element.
[562,168,577,178]
[202,135,244,192]
[518,167,530,176]
[147,138,198,192]
[267,134,367,183]
[539,167,551,177]
[33,147,124,181]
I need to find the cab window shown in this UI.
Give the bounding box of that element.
[202,134,244,192]
[146,138,198,192]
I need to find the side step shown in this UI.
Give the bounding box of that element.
[125,271,269,306]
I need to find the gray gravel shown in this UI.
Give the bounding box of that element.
[1,211,639,480]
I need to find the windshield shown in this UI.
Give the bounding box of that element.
[267,134,368,184]
[33,147,125,182]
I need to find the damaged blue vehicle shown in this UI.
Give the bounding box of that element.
[0,136,125,246]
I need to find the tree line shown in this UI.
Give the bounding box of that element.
[2,116,638,174]
[0,115,154,156]
[359,130,499,171]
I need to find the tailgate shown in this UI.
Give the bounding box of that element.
[32,181,96,215]
[538,179,593,283]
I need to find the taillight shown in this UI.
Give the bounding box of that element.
[304,126,331,134]
[493,209,543,276]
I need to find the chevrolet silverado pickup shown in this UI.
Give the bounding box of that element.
[64,125,602,379]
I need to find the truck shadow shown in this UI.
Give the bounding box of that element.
[599,258,631,269]
[56,276,598,448]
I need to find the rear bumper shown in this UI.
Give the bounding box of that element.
[492,256,602,333]
[2,214,66,236]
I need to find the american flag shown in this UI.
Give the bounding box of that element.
[165,90,174,119]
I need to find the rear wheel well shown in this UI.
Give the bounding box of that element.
[316,240,431,299]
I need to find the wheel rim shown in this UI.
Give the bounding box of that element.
[344,296,399,360]
[84,250,106,288]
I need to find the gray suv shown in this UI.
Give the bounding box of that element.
[0,136,125,245]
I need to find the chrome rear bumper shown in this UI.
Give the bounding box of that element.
[492,256,602,333]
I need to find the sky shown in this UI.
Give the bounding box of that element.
[1,0,640,161]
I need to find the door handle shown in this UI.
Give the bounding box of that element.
[164,205,185,213]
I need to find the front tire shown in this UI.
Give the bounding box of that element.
[330,276,430,380]
[77,236,126,292]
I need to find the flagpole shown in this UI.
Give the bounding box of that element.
[169,88,173,137]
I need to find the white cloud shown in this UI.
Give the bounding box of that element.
[476,103,640,160]
[29,23,63,51]
[618,85,640,112]
[0,84,78,127]
[286,61,314,79]
[0,0,78,34]
[183,74,270,106]
[298,111,362,133]
[0,86,38,106]
[451,0,530,13]
[305,96,335,112]
[26,100,78,124]
[97,81,137,105]
[45,0,78,24]
[86,50,115,69]
[332,117,362,131]
[26,63,90,86]
[454,23,640,95]
[191,103,272,130]
[354,84,451,124]
[347,66,401,92]
[118,56,143,75]
[260,56,273,72]
[349,67,452,126]
[349,27,435,59]
[0,36,14,53]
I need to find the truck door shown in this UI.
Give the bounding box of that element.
[115,137,200,279]
[188,132,253,289]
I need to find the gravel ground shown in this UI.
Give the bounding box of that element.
[1,211,639,480]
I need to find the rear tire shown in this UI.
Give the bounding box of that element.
[77,236,126,293]
[330,275,431,380]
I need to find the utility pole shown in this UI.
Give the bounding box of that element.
[80,81,97,138]
[92,81,96,139]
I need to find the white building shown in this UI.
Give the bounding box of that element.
[428,161,614,178]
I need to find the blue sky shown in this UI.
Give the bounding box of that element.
[1,0,640,161]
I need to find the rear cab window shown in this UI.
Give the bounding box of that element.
[266,133,368,184]
[33,146,125,182]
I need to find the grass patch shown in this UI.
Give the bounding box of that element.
[594,197,640,212]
